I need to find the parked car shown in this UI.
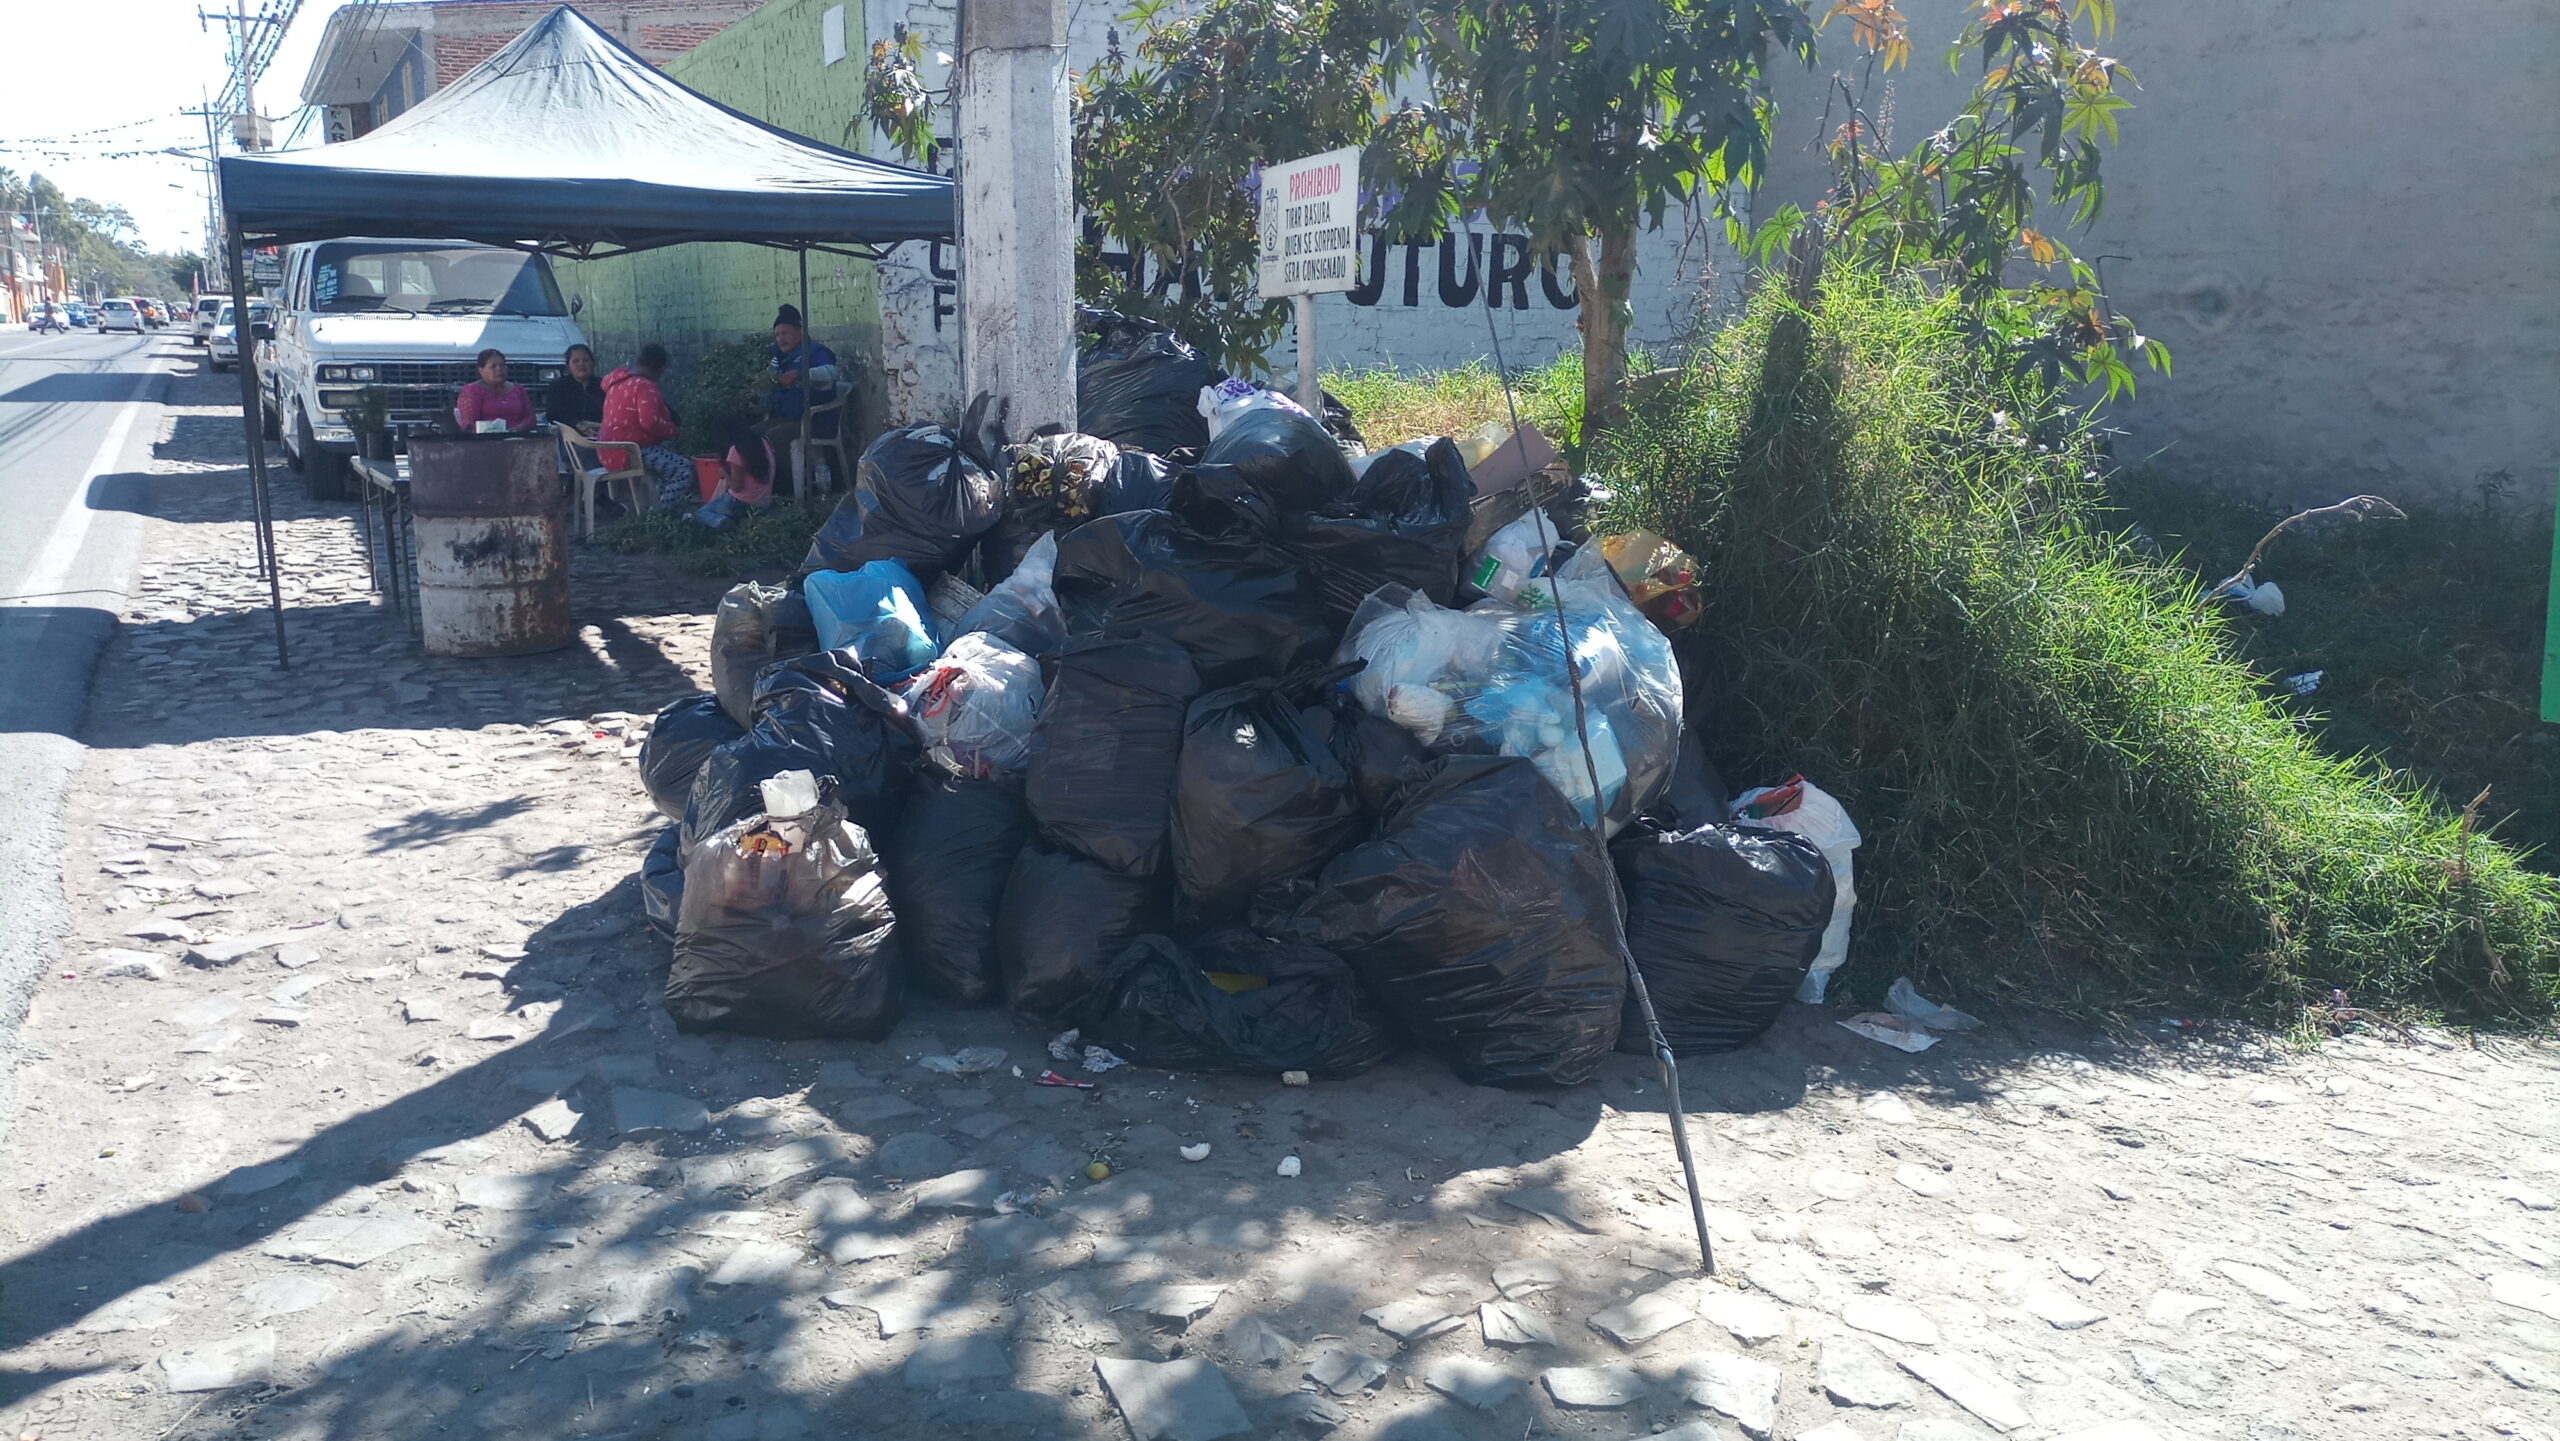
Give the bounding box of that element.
[66,302,91,327]
[97,298,145,334]
[262,236,586,499]
[192,296,223,345]
[208,300,273,372]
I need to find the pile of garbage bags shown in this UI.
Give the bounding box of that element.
[630,314,1865,1080]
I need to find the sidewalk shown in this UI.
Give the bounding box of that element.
[2,363,2557,1441]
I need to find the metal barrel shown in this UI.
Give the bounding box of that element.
[406,435,573,658]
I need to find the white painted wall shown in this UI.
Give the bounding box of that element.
[865,0,1742,422]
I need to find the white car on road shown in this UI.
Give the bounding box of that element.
[96,298,145,335]
[209,301,272,372]
[192,296,222,346]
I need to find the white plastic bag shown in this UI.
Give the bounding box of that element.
[902,632,1046,778]
[1465,510,1570,604]
[1197,380,1311,441]
[1734,780,1862,1001]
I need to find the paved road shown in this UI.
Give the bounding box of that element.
[0,324,178,1133]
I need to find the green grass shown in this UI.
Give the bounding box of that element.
[1327,357,1585,452]
[1335,268,2560,1025]
[592,495,834,580]
[2111,469,2560,868]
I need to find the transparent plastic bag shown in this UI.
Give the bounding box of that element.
[1334,547,1682,834]
[954,530,1067,659]
[902,632,1047,778]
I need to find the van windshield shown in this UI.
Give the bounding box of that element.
[308,242,567,317]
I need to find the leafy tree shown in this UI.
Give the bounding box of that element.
[864,0,2158,431]
[866,0,1813,436]
[1764,0,2168,399]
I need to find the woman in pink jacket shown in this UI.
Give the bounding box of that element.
[454,349,537,433]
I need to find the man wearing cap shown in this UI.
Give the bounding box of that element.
[759,304,840,493]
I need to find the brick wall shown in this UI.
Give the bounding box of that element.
[431,30,510,88]
[428,1,764,90]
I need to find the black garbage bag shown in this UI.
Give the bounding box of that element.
[983,432,1125,583]
[1288,754,1627,1087]
[684,651,919,851]
[1078,311,1213,455]
[995,844,1171,1028]
[670,787,902,1039]
[1611,822,1831,1054]
[1080,929,1401,1078]
[1197,404,1354,516]
[883,773,1030,1004]
[1171,675,1361,913]
[1054,510,1338,687]
[1024,634,1199,875]
[641,693,746,822]
[1650,731,1733,831]
[1328,696,1434,818]
[711,582,821,728]
[800,424,1004,578]
[1103,449,1176,512]
[641,824,685,936]
[1287,437,1478,617]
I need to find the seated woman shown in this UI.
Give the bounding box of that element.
[600,343,693,507]
[544,344,607,431]
[693,431,778,531]
[455,348,536,433]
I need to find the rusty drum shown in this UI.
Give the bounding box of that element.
[407,435,572,657]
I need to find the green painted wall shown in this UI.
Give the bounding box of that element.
[555,0,884,437]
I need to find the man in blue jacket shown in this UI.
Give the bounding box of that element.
[760,303,840,492]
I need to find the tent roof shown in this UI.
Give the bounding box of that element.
[221,4,952,254]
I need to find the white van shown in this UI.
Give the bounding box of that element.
[260,237,589,498]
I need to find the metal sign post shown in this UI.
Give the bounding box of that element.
[1256,146,1361,409]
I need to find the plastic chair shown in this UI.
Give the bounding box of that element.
[797,390,855,496]
[557,423,651,538]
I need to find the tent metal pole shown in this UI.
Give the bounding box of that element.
[226,223,289,669]
[797,246,812,497]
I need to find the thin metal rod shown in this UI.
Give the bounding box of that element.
[798,246,812,498]
[225,221,288,669]
[1480,275,1712,1273]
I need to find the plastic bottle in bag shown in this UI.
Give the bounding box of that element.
[1733,778,1863,1002]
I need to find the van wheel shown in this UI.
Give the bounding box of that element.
[297,409,349,502]
[260,402,282,442]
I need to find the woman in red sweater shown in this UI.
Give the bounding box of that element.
[599,343,694,507]
[454,348,537,433]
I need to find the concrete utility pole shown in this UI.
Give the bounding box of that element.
[955,0,1075,442]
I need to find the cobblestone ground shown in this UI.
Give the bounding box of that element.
[3,364,2559,1441]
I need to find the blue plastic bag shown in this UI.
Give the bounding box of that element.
[804,560,938,684]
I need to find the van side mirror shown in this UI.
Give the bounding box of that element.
[251,322,275,341]
[570,293,585,317]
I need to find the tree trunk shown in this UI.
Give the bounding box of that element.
[1573,225,1638,441]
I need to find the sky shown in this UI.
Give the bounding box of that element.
[0,0,355,254]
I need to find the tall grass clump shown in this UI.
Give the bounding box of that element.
[1601,264,2560,1022]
